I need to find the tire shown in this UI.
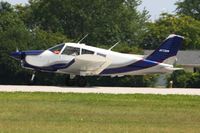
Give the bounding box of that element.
[77,77,87,87]
[65,76,75,86]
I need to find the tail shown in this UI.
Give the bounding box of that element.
[146,34,184,65]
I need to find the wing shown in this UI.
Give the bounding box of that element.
[66,54,111,75]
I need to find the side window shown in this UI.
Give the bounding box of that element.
[82,49,94,55]
[97,53,106,57]
[62,46,80,56]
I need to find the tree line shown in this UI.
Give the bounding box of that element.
[0,0,199,87]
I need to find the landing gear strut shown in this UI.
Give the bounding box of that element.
[65,75,87,87]
[29,71,36,85]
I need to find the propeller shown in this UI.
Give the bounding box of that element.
[15,47,26,60]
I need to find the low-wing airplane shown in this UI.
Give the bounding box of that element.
[11,34,184,86]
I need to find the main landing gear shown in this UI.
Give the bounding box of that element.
[66,75,87,87]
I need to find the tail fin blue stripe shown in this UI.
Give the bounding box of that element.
[146,35,184,63]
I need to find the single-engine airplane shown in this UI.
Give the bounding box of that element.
[11,34,184,86]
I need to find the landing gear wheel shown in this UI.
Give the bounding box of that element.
[65,77,75,86]
[65,75,87,87]
[76,76,87,87]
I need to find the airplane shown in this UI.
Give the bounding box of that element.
[11,34,184,87]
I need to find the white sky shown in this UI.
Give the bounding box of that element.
[4,0,179,21]
[4,0,28,5]
[138,0,180,21]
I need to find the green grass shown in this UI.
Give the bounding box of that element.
[0,93,200,133]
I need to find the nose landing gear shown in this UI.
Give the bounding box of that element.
[29,71,36,85]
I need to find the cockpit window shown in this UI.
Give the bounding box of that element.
[82,49,94,55]
[62,46,80,56]
[49,44,64,54]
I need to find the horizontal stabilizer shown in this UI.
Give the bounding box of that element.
[166,67,184,71]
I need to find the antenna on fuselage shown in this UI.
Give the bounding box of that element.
[78,34,89,44]
[16,47,19,52]
[109,41,120,51]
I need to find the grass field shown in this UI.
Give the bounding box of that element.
[0,93,199,133]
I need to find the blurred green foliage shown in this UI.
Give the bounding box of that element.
[167,70,200,88]
[176,0,200,20]
[141,14,200,50]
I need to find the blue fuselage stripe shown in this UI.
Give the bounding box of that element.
[23,50,44,55]
[101,59,158,74]
[23,59,75,72]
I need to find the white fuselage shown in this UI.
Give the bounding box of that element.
[11,34,184,81]
[24,43,174,76]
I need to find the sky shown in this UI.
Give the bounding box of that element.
[4,0,179,21]
[138,0,180,20]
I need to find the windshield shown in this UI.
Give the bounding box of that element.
[62,46,80,56]
[49,44,64,54]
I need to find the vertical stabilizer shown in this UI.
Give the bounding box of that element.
[146,34,184,64]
